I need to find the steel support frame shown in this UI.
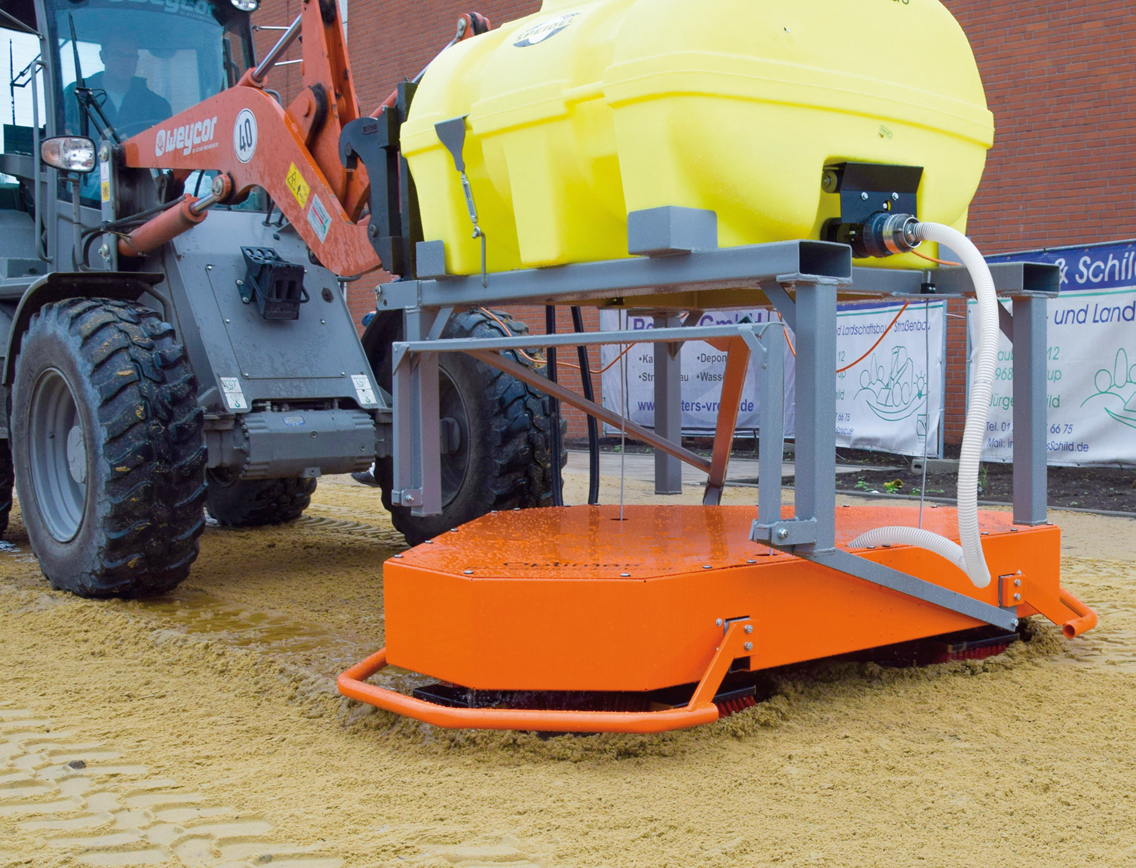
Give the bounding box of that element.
[653,314,683,494]
[389,236,1060,632]
[1011,295,1048,525]
[392,307,450,516]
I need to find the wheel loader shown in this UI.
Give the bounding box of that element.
[0,0,1099,735]
[0,0,558,596]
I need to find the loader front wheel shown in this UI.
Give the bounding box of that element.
[370,309,564,546]
[11,299,207,597]
[205,472,317,527]
[0,439,12,538]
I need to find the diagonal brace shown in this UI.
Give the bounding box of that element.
[800,549,1018,631]
[467,349,712,473]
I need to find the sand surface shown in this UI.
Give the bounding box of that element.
[2,462,1135,867]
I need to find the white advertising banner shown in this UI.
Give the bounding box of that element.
[834,300,944,457]
[600,300,944,457]
[972,241,1136,465]
[598,309,796,437]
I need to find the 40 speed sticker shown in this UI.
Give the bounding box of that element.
[234,108,257,163]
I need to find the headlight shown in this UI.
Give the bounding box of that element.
[231,0,259,11]
[40,137,97,173]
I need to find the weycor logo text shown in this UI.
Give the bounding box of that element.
[155,116,219,157]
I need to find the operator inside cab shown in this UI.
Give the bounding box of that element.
[47,0,256,204]
[54,0,254,144]
[63,32,172,138]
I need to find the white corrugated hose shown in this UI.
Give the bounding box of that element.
[849,222,997,588]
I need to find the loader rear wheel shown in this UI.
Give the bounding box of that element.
[11,299,207,597]
[371,309,565,545]
[205,472,317,527]
[0,439,12,538]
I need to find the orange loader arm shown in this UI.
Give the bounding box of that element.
[119,1,488,277]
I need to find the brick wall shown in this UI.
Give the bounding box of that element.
[252,0,1125,446]
[939,0,1136,445]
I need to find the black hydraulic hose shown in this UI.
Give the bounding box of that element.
[545,306,564,507]
[571,305,600,505]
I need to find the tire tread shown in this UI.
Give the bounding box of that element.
[15,299,206,597]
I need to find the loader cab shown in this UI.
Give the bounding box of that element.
[0,0,256,281]
[45,0,256,143]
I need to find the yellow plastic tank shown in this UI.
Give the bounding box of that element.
[401,0,994,276]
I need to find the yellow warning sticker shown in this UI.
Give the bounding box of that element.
[285,162,310,208]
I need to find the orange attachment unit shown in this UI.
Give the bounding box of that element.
[339,504,1094,732]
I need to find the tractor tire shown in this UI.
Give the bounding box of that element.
[372,309,565,545]
[11,299,206,597]
[0,439,12,539]
[205,473,317,527]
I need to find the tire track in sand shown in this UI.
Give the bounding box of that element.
[0,705,343,868]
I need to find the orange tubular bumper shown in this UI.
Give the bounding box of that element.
[1059,588,1098,639]
[338,650,716,733]
[338,618,752,733]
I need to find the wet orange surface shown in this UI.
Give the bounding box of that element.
[396,504,1023,580]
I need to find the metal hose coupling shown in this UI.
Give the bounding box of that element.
[861,212,921,257]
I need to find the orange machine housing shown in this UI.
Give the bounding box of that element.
[338,503,1094,732]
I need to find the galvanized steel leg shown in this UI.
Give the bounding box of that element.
[1012,295,1048,525]
[392,308,442,516]
[791,281,837,552]
[703,337,750,505]
[756,325,785,527]
[653,314,683,495]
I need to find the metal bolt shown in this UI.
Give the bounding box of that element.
[404,494,414,503]
[776,528,789,541]
[891,192,899,201]
[236,279,244,286]
[491,510,498,515]
[744,625,753,634]
[393,553,403,558]
[369,224,379,237]
[1014,578,1022,587]
[243,372,250,377]
[746,559,756,564]
[206,264,213,270]
[225,318,230,324]
[620,573,630,578]
[98,142,111,161]
[860,192,869,201]
[1013,593,1021,602]
[450,527,459,532]
[744,642,753,651]
[424,540,433,544]
[703,564,712,570]
[463,570,473,575]
[321,319,326,325]
[98,242,111,259]
[715,618,723,627]
[1011,619,1019,628]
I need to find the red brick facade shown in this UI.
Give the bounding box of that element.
[252,0,1127,445]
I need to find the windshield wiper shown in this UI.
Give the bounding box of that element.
[68,14,120,145]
